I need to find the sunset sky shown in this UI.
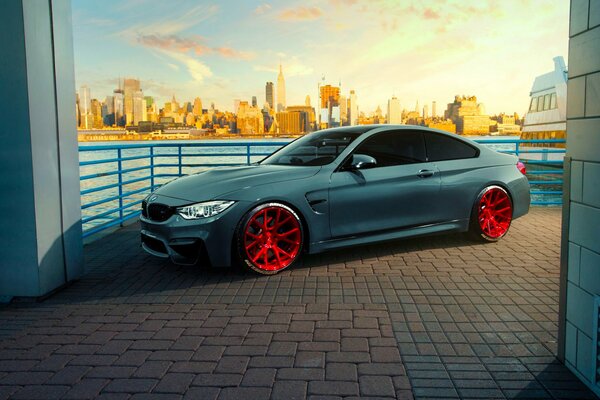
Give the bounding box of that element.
[72,0,569,115]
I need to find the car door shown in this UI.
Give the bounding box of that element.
[328,130,441,238]
[423,132,481,222]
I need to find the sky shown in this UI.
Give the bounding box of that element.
[72,0,569,116]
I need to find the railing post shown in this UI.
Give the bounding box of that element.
[178,145,182,176]
[150,146,155,191]
[247,144,251,165]
[515,141,520,158]
[117,148,123,226]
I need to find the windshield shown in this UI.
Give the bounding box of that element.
[261,127,372,166]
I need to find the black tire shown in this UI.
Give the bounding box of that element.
[468,185,513,242]
[235,202,304,275]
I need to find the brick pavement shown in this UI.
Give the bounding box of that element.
[0,208,596,399]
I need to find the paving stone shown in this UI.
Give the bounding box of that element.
[63,378,109,399]
[217,387,270,400]
[271,380,307,400]
[153,373,194,394]
[326,363,357,381]
[308,381,359,396]
[359,375,396,397]
[103,378,158,393]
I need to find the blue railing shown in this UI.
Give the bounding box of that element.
[79,139,565,238]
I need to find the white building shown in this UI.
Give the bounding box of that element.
[387,96,401,124]
[276,64,286,112]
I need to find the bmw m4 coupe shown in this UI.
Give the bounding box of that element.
[140,125,530,275]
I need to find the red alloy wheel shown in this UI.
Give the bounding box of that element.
[243,205,302,272]
[477,187,513,239]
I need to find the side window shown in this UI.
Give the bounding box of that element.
[425,133,478,162]
[353,131,426,167]
[550,93,557,109]
[543,94,551,111]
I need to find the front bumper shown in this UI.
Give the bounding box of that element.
[140,198,250,268]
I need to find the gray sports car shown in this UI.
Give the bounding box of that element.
[140,125,530,274]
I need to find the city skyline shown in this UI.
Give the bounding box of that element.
[73,0,569,115]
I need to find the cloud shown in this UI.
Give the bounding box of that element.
[137,34,254,60]
[117,4,219,38]
[278,6,323,21]
[166,51,213,82]
[423,8,440,19]
[254,3,271,15]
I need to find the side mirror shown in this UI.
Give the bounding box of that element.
[347,154,377,170]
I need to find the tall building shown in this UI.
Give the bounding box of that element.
[78,85,92,129]
[319,85,340,109]
[349,90,358,126]
[113,89,124,127]
[237,101,264,135]
[123,78,141,125]
[265,82,274,109]
[423,104,429,119]
[305,95,311,106]
[432,101,437,118]
[444,95,491,135]
[233,99,241,114]
[102,95,115,126]
[193,97,203,116]
[339,95,347,125]
[276,64,286,112]
[251,96,257,108]
[132,90,145,125]
[387,96,401,124]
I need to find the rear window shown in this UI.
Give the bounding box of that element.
[425,133,478,161]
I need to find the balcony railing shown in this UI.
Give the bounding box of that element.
[79,139,565,238]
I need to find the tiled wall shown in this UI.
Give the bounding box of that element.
[564,0,600,395]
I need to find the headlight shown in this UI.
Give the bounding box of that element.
[176,200,235,220]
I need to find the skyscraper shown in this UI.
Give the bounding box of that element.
[113,88,124,127]
[276,64,286,112]
[349,90,358,126]
[432,101,437,118]
[79,85,92,129]
[123,78,141,125]
[265,82,274,109]
[387,96,401,124]
[423,104,429,119]
[193,97,203,116]
[133,90,145,125]
[339,95,347,125]
[252,96,257,108]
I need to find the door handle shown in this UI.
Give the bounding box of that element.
[417,169,434,178]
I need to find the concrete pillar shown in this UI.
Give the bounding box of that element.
[0,0,83,299]
[559,0,600,396]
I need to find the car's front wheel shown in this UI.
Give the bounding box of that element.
[469,185,513,242]
[236,202,304,275]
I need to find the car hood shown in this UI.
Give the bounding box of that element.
[154,164,320,203]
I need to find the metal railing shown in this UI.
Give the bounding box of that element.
[79,138,565,238]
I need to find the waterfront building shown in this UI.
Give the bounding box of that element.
[339,95,347,125]
[237,101,264,135]
[423,104,429,119]
[193,97,203,116]
[113,89,124,127]
[185,112,195,127]
[444,95,491,135]
[276,64,286,112]
[123,78,141,125]
[286,105,316,132]
[522,56,567,142]
[265,82,274,109]
[305,95,311,107]
[319,84,341,128]
[133,90,145,125]
[91,99,103,129]
[102,95,114,126]
[425,119,456,134]
[277,110,309,134]
[432,101,437,118]
[79,85,92,129]
[387,96,401,124]
[349,90,358,126]
[233,99,241,114]
[252,96,257,108]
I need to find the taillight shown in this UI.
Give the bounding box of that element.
[517,161,526,175]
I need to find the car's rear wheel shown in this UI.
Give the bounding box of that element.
[469,185,513,242]
[237,203,304,275]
